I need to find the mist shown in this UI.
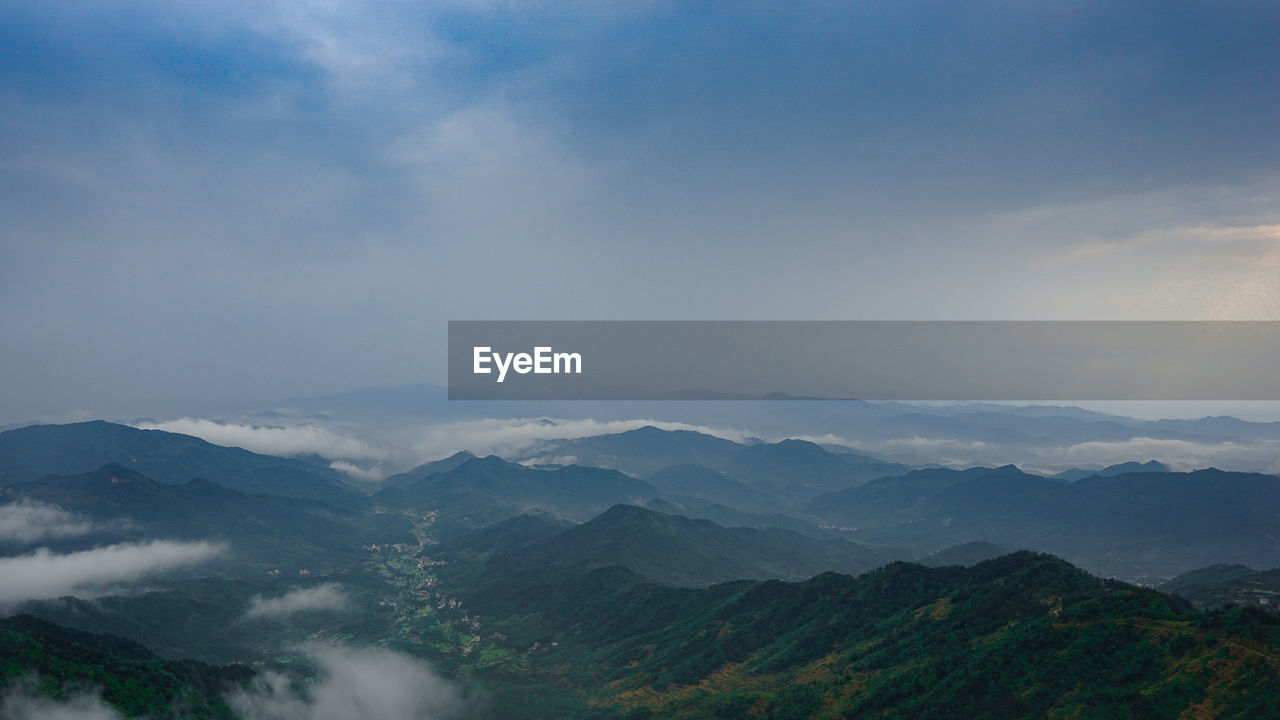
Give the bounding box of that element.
[0,540,226,606]
[244,584,351,620]
[0,500,94,544]
[228,644,469,720]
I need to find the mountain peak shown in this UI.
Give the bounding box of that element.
[96,462,146,484]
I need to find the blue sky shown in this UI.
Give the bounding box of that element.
[2,0,1279,421]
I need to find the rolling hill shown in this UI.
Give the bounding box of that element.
[465,552,1280,719]
[6,463,408,570]
[374,455,659,534]
[482,504,896,587]
[805,466,1280,579]
[0,421,366,507]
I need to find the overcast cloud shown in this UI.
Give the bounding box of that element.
[1,1,1278,423]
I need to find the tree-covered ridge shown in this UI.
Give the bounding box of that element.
[465,553,1280,719]
[0,615,250,718]
[1162,563,1280,610]
[6,463,413,572]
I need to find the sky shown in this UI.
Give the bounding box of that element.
[2,0,1279,423]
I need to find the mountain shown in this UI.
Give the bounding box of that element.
[0,420,366,507]
[804,465,1026,534]
[527,429,909,504]
[7,463,407,570]
[0,614,250,718]
[381,450,477,488]
[805,467,1280,579]
[523,426,746,475]
[14,571,401,665]
[723,439,908,497]
[1161,564,1280,610]
[1162,563,1259,592]
[466,551,1280,719]
[483,504,895,587]
[374,455,659,534]
[643,463,783,513]
[639,497,831,538]
[1053,460,1170,482]
[443,510,573,560]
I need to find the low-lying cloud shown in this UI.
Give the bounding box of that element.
[328,460,383,483]
[1040,437,1280,475]
[129,414,758,480]
[245,583,351,620]
[0,540,226,605]
[133,418,387,461]
[0,683,122,720]
[406,417,755,467]
[0,500,95,544]
[229,644,468,720]
[785,431,1280,477]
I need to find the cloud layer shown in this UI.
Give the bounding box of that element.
[0,685,122,720]
[133,419,387,461]
[0,540,226,605]
[2,2,1277,423]
[229,644,466,720]
[0,500,94,544]
[245,583,351,620]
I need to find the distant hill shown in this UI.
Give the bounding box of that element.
[380,450,477,488]
[1163,564,1259,593]
[0,421,366,507]
[639,496,831,538]
[1053,460,1170,482]
[722,439,908,497]
[1161,564,1280,610]
[7,463,406,570]
[805,467,1280,579]
[527,428,909,505]
[374,455,659,535]
[485,504,895,587]
[443,510,573,560]
[644,463,783,513]
[523,426,746,475]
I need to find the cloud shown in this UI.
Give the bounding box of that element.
[1040,437,1280,475]
[129,414,757,479]
[0,500,94,544]
[0,541,226,605]
[0,684,122,720]
[328,460,383,482]
[133,418,387,461]
[228,644,467,720]
[245,583,351,620]
[405,417,756,466]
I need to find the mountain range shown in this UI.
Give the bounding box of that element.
[0,421,364,507]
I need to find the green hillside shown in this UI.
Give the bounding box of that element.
[465,553,1280,720]
[0,615,250,719]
